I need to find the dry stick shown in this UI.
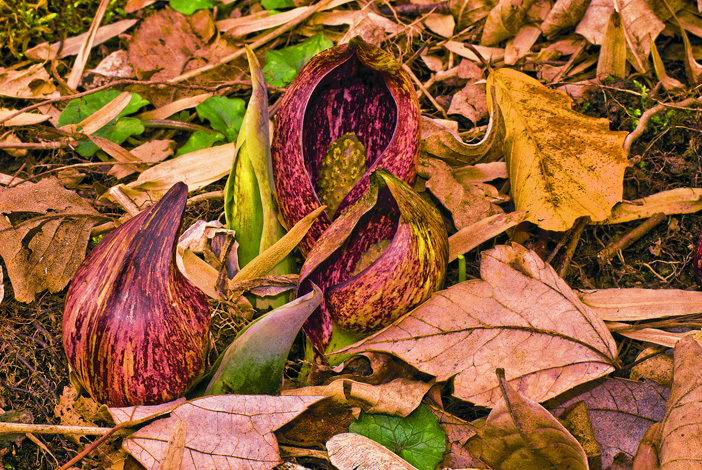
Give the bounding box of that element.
[66,0,111,90]
[0,422,115,436]
[169,0,333,84]
[402,63,448,119]
[548,40,587,85]
[0,141,72,149]
[557,217,588,278]
[624,96,702,154]
[597,213,668,265]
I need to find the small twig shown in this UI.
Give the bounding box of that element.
[597,213,668,265]
[557,217,588,278]
[624,96,702,154]
[108,186,141,216]
[0,422,116,436]
[0,141,73,149]
[377,1,449,16]
[402,63,448,119]
[548,40,587,85]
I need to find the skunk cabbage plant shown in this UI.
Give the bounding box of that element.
[63,182,210,406]
[298,169,448,352]
[272,37,421,256]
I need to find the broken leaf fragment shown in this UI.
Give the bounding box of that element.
[488,67,628,231]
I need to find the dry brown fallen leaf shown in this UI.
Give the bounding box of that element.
[0,178,104,302]
[488,67,629,231]
[481,0,534,46]
[540,0,590,38]
[655,332,702,469]
[0,63,56,99]
[338,243,618,407]
[549,377,669,468]
[109,395,323,470]
[481,370,588,470]
[603,187,702,224]
[327,433,418,470]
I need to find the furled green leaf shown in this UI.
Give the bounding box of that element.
[169,0,215,15]
[176,130,224,156]
[203,285,322,395]
[349,404,447,470]
[195,96,246,143]
[225,46,296,309]
[263,33,334,88]
[57,90,149,156]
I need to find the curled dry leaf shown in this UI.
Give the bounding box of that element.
[327,433,419,470]
[549,378,669,468]
[657,332,702,470]
[429,405,486,469]
[603,187,702,224]
[449,0,495,31]
[579,288,702,322]
[0,178,104,302]
[482,370,588,470]
[284,378,432,417]
[338,243,618,407]
[488,67,628,231]
[481,0,535,46]
[113,395,324,470]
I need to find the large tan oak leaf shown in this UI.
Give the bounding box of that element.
[488,68,628,231]
[110,395,323,470]
[338,243,618,407]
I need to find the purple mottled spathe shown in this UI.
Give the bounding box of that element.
[272,37,421,257]
[298,170,448,353]
[63,182,210,407]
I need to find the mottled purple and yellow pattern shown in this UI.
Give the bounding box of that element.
[63,183,210,406]
[271,37,421,256]
[298,170,448,353]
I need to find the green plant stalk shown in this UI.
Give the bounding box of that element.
[224,45,295,308]
[457,254,466,283]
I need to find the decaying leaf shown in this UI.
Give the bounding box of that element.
[597,10,627,79]
[488,67,628,231]
[448,82,489,125]
[450,0,496,31]
[657,332,702,470]
[0,109,51,126]
[0,178,104,302]
[429,406,486,469]
[482,370,588,470]
[617,0,665,72]
[549,378,669,468]
[127,8,241,106]
[448,210,528,261]
[575,0,612,45]
[338,243,618,407]
[112,395,324,470]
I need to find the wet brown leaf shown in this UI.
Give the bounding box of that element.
[482,370,588,470]
[113,395,323,470]
[0,178,103,302]
[549,378,669,468]
[657,332,702,469]
[338,243,618,407]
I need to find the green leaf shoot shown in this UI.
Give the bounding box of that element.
[263,33,333,87]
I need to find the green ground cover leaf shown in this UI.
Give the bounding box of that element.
[169,0,215,15]
[195,95,246,143]
[263,33,333,87]
[261,0,295,10]
[176,130,224,156]
[57,90,149,156]
[349,404,447,470]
